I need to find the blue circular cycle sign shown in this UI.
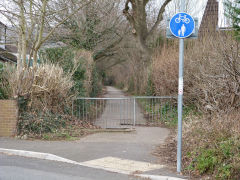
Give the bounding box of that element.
[169,12,195,38]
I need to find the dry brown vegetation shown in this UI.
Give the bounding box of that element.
[152,32,240,113]
[185,33,240,113]
[152,32,240,179]
[182,111,240,179]
[112,30,240,178]
[108,48,150,95]
[3,63,74,113]
[0,50,100,137]
[152,43,179,96]
[2,50,97,113]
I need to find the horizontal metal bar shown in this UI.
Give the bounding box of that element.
[134,96,177,99]
[76,96,177,100]
[76,97,131,100]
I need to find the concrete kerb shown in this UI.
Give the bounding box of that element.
[138,174,186,180]
[83,128,136,133]
[0,148,186,180]
[0,148,79,165]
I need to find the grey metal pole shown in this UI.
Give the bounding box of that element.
[133,98,136,126]
[177,0,185,173]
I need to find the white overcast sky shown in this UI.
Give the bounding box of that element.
[157,0,208,18]
[158,0,230,27]
[0,0,229,27]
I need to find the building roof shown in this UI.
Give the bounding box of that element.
[0,21,7,27]
[0,47,17,63]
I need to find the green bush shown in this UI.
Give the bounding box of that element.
[40,47,102,97]
[90,65,102,97]
[72,63,87,97]
[0,62,10,99]
[16,47,102,137]
[194,148,218,174]
[224,0,240,41]
[187,136,240,179]
[128,77,135,93]
[145,73,155,96]
[18,111,66,135]
[40,47,90,97]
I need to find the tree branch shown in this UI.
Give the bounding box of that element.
[93,37,123,61]
[104,58,126,70]
[147,0,172,37]
[123,0,135,29]
[34,0,48,51]
[39,1,92,49]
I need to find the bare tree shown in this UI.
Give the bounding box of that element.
[123,0,172,58]
[0,0,93,99]
[0,0,92,70]
[53,0,130,71]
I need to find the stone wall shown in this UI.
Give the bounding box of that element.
[0,100,18,137]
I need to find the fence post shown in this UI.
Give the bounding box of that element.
[133,97,136,126]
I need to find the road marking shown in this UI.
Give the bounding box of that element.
[0,148,186,180]
[0,148,78,164]
[81,156,165,174]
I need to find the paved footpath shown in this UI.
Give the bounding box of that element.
[0,87,186,179]
[95,86,145,128]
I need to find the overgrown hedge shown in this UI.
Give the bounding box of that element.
[40,47,102,97]
[0,48,102,136]
[18,111,67,136]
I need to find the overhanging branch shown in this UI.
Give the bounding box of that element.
[93,37,123,61]
[147,0,172,37]
[123,0,135,29]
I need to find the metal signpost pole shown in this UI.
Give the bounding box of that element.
[167,0,196,173]
[133,97,136,126]
[177,0,185,173]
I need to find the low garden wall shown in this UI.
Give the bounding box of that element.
[0,100,18,137]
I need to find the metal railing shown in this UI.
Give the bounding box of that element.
[135,96,177,126]
[72,96,177,129]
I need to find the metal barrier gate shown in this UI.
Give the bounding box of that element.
[72,96,177,129]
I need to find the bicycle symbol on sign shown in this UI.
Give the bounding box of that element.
[175,14,190,24]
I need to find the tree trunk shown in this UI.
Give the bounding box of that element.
[123,0,172,62]
[33,50,38,67]
[135,39,151,63]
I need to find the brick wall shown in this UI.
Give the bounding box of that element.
[0,100,18,137]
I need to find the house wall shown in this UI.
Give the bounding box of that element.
[0,100,18,137]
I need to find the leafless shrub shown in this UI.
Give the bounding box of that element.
[152,32,240,114]
[109,48,150,95]
[128,58,149,94]
[152,43,179,96]
[185,32,240,113]
[4,63,74,113]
